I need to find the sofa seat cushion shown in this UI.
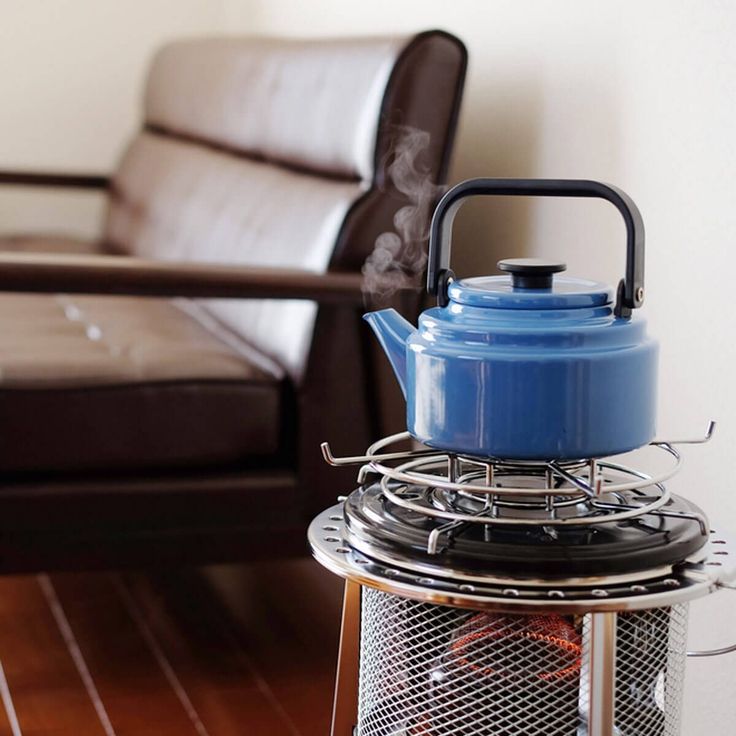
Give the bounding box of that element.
[0,293,284,474]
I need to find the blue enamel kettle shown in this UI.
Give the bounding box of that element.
[364,179,658,460]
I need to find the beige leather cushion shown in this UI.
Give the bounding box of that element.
[0,292,283,472]
[105,131,363,380]
[145,36,406,180]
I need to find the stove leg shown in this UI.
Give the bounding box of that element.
[331,580,361,736]
[588,611,618,736]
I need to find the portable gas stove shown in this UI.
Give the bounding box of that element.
[309,423,736,736]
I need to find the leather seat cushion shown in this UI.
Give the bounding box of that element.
[0,292,284,474]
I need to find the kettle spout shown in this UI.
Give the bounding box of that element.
[363,309,413,398]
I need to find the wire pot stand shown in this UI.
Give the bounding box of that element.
[322,421,715,539]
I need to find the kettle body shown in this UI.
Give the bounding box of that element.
[364,179,659,461]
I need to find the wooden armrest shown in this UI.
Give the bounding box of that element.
[0,252,367,304]
[0,171,110,189]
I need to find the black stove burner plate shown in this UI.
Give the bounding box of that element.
[344,483,708,578]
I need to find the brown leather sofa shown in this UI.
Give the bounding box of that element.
[0,31,466,571]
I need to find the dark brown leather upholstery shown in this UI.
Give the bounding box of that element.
[105,130,364,379]
[0,294,283,472]
[0,31,466,570]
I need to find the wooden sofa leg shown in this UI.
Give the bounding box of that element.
[331,580,361,736]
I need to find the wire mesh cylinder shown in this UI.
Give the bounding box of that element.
[357,588,688,736]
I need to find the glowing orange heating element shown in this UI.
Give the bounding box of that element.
[448,613,583,682]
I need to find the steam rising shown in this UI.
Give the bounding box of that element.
[362,126,445,300]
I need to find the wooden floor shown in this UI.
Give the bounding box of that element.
[0,559,344,736]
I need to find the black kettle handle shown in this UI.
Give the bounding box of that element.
[426,178,645,318]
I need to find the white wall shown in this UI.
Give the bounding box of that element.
[0,0,228,237]
[2,0,736,729]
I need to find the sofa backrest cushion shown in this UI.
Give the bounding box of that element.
[143,36,404,181]
[106,130,362,379]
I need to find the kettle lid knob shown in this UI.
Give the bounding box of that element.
[498,258,567,290]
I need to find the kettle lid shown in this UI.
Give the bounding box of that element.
[448,258,614,309]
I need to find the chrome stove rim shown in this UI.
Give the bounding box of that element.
[309,504,735,614]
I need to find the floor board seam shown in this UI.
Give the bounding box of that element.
[113,576,212,736]
[183,571,304,736]
[0,659,22,736]
[37,574,117,736]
